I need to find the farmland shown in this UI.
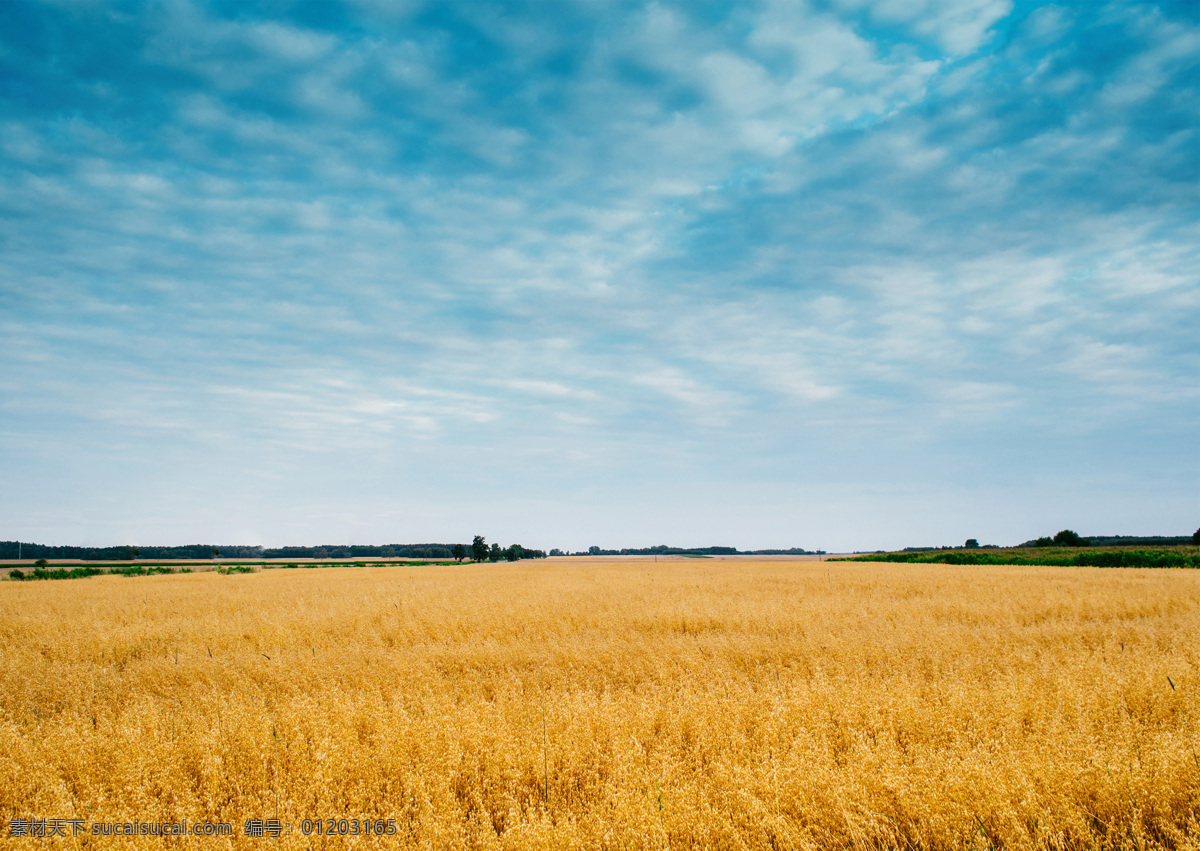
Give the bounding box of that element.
[1,559,1198,849]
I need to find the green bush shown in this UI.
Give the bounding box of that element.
[23,567,105,580]
[6,563,185,581]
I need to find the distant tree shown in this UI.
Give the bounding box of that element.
[471,536,487,562]
[1052,529,1089,547]
[489,543,503,562]
[34,558,48,567]
[212,548,221,559]
[549,548,564,557]
[452,544,466,562]
[964,539,979,549]
[588,546,601,555]
[504,544,521,562]
[1193,527,1200,546]
[1031,537,1054,547]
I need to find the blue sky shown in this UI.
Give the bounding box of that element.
[1,0,1196,552]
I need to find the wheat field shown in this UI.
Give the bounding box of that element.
[1,559,1197,849]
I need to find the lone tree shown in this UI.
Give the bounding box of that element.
[471,536,488,562]
[964,539,979,549]
[1052,529,1089,547]
[452,544,466,562]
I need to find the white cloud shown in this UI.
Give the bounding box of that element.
[834,0,1013,56]
[246,22,336,63]
[631,368,741,423]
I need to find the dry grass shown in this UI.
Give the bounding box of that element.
[1,559,1198,849]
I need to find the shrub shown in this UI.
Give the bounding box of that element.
[8,569,24,581]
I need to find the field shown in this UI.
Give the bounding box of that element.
[1,559,1198,849]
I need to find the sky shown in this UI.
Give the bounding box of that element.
[1,0,1196,553]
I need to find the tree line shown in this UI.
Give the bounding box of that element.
[1018,530,1200,548]
[0,541,544,562]
[554,545,824,556]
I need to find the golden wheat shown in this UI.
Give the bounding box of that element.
[1,559,1197,849]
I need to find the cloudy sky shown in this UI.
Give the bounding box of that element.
[1,0,1196,552]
